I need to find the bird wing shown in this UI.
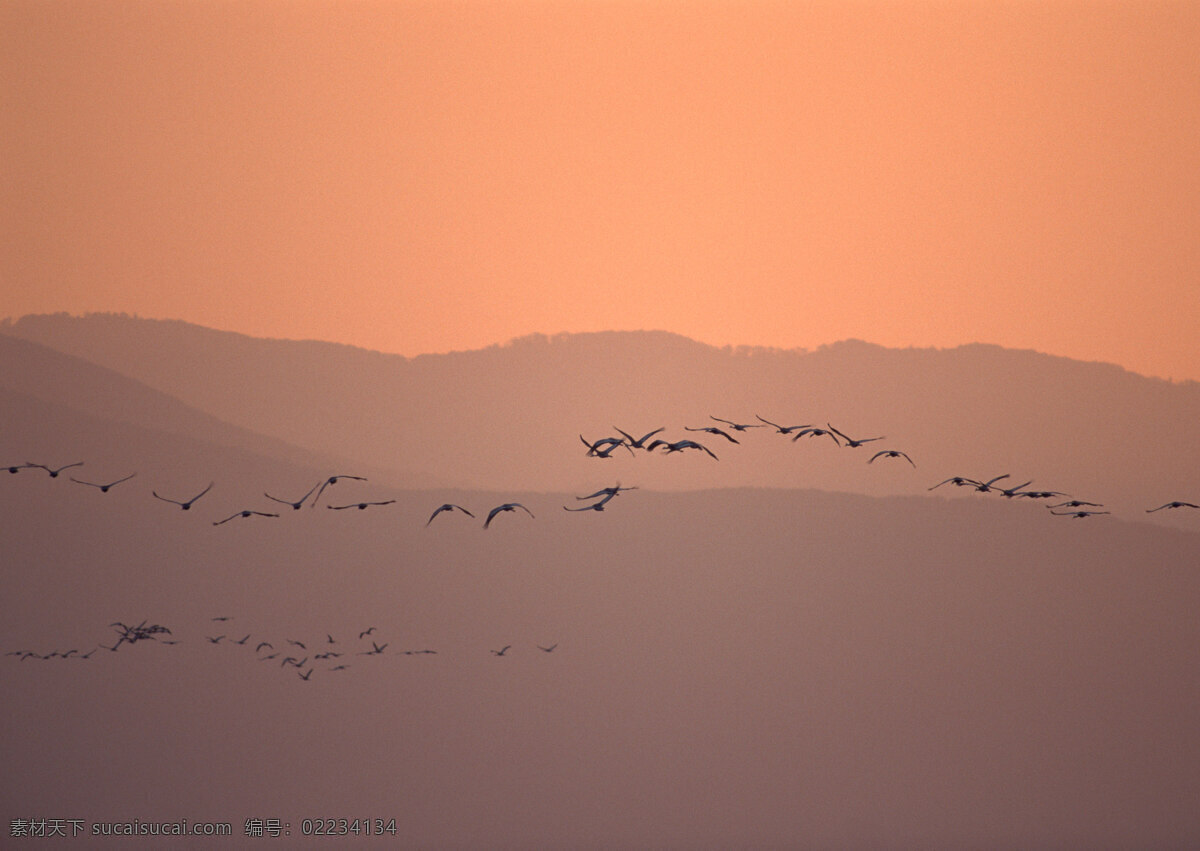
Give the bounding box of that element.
[613,428,637,445]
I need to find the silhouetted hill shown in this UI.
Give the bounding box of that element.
[0,332,445,489]
[4,313,1198,526]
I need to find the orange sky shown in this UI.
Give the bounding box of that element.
[3,0,1198,380]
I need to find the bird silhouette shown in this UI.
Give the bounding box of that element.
[791,427,840,445]
[1048,500,1104,509]
[358,627,376,640]
[580,435,632,458]
[27,461,84,478]
[928,476,980,490]
[684,426,740,443]
[484,502,535,529]
[490,645,512,656]
[311,475,368,508]
[1146,501,1199,513]
[5,463,33,474]
[645,439,719,459]
[264,482,320,510]
[537,644,558,652]
[1051,510,1111,518]
[755,415,813,435]
[213,510,279,525]
[70,473,136,492]
[995,481,1034,498]
[576,484,637,501]
[153,482,214,510]
[613,427,666,449]
[426,503,475,526]
[709,416,766,432]
[868,450,915,467]
[827,425,885,448]
[328,499,395,511]
[972,474,1011,493]
[564,499,610,512]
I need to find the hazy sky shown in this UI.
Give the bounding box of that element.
[3,0,1198,379]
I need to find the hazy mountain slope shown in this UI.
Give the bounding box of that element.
[2,478,1199,848]
[5,313,1197,525]
[0,332,445,488]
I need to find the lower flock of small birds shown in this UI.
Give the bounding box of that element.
[5,413,1196,679]
[4,617,559,682]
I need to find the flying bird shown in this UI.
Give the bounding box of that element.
[153,482,214,510]
[791,427,840,445]
[311,474,368,508]
[613,427,666,449]
[972,474,1011,493]
[580,435,632,458]
[755,415,813,435]
[213,510,279,525]
[1051,510,1111,518]
[576,484,637,501]
[684,426,740,443]
[484,502,535,529]
[564,500,610,513]
[328,500,396,510]
[70,473,136,492]
[358,627,376,639]
[537,644,558,652]
[264,482,320,510]
[1146,501,1199,513]
[709,416,767,432]
[995,481,1035,498]
[1048,500,1104,509]
[426,503,475,526]
[490,645,512,656]
[868,450,915,467]
[27,461,84,478]
[645,439,719,459]
[5,463,33,474]
[928,476,980,490]
[827,425,885,448]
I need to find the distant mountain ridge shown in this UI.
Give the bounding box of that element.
[4,312,1198,525]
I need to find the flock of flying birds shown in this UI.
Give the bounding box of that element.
[4,616,559,681]
[4,412,1198,528]
[5,411,1196,678]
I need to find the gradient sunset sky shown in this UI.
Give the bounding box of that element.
[4,0,1198,380]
